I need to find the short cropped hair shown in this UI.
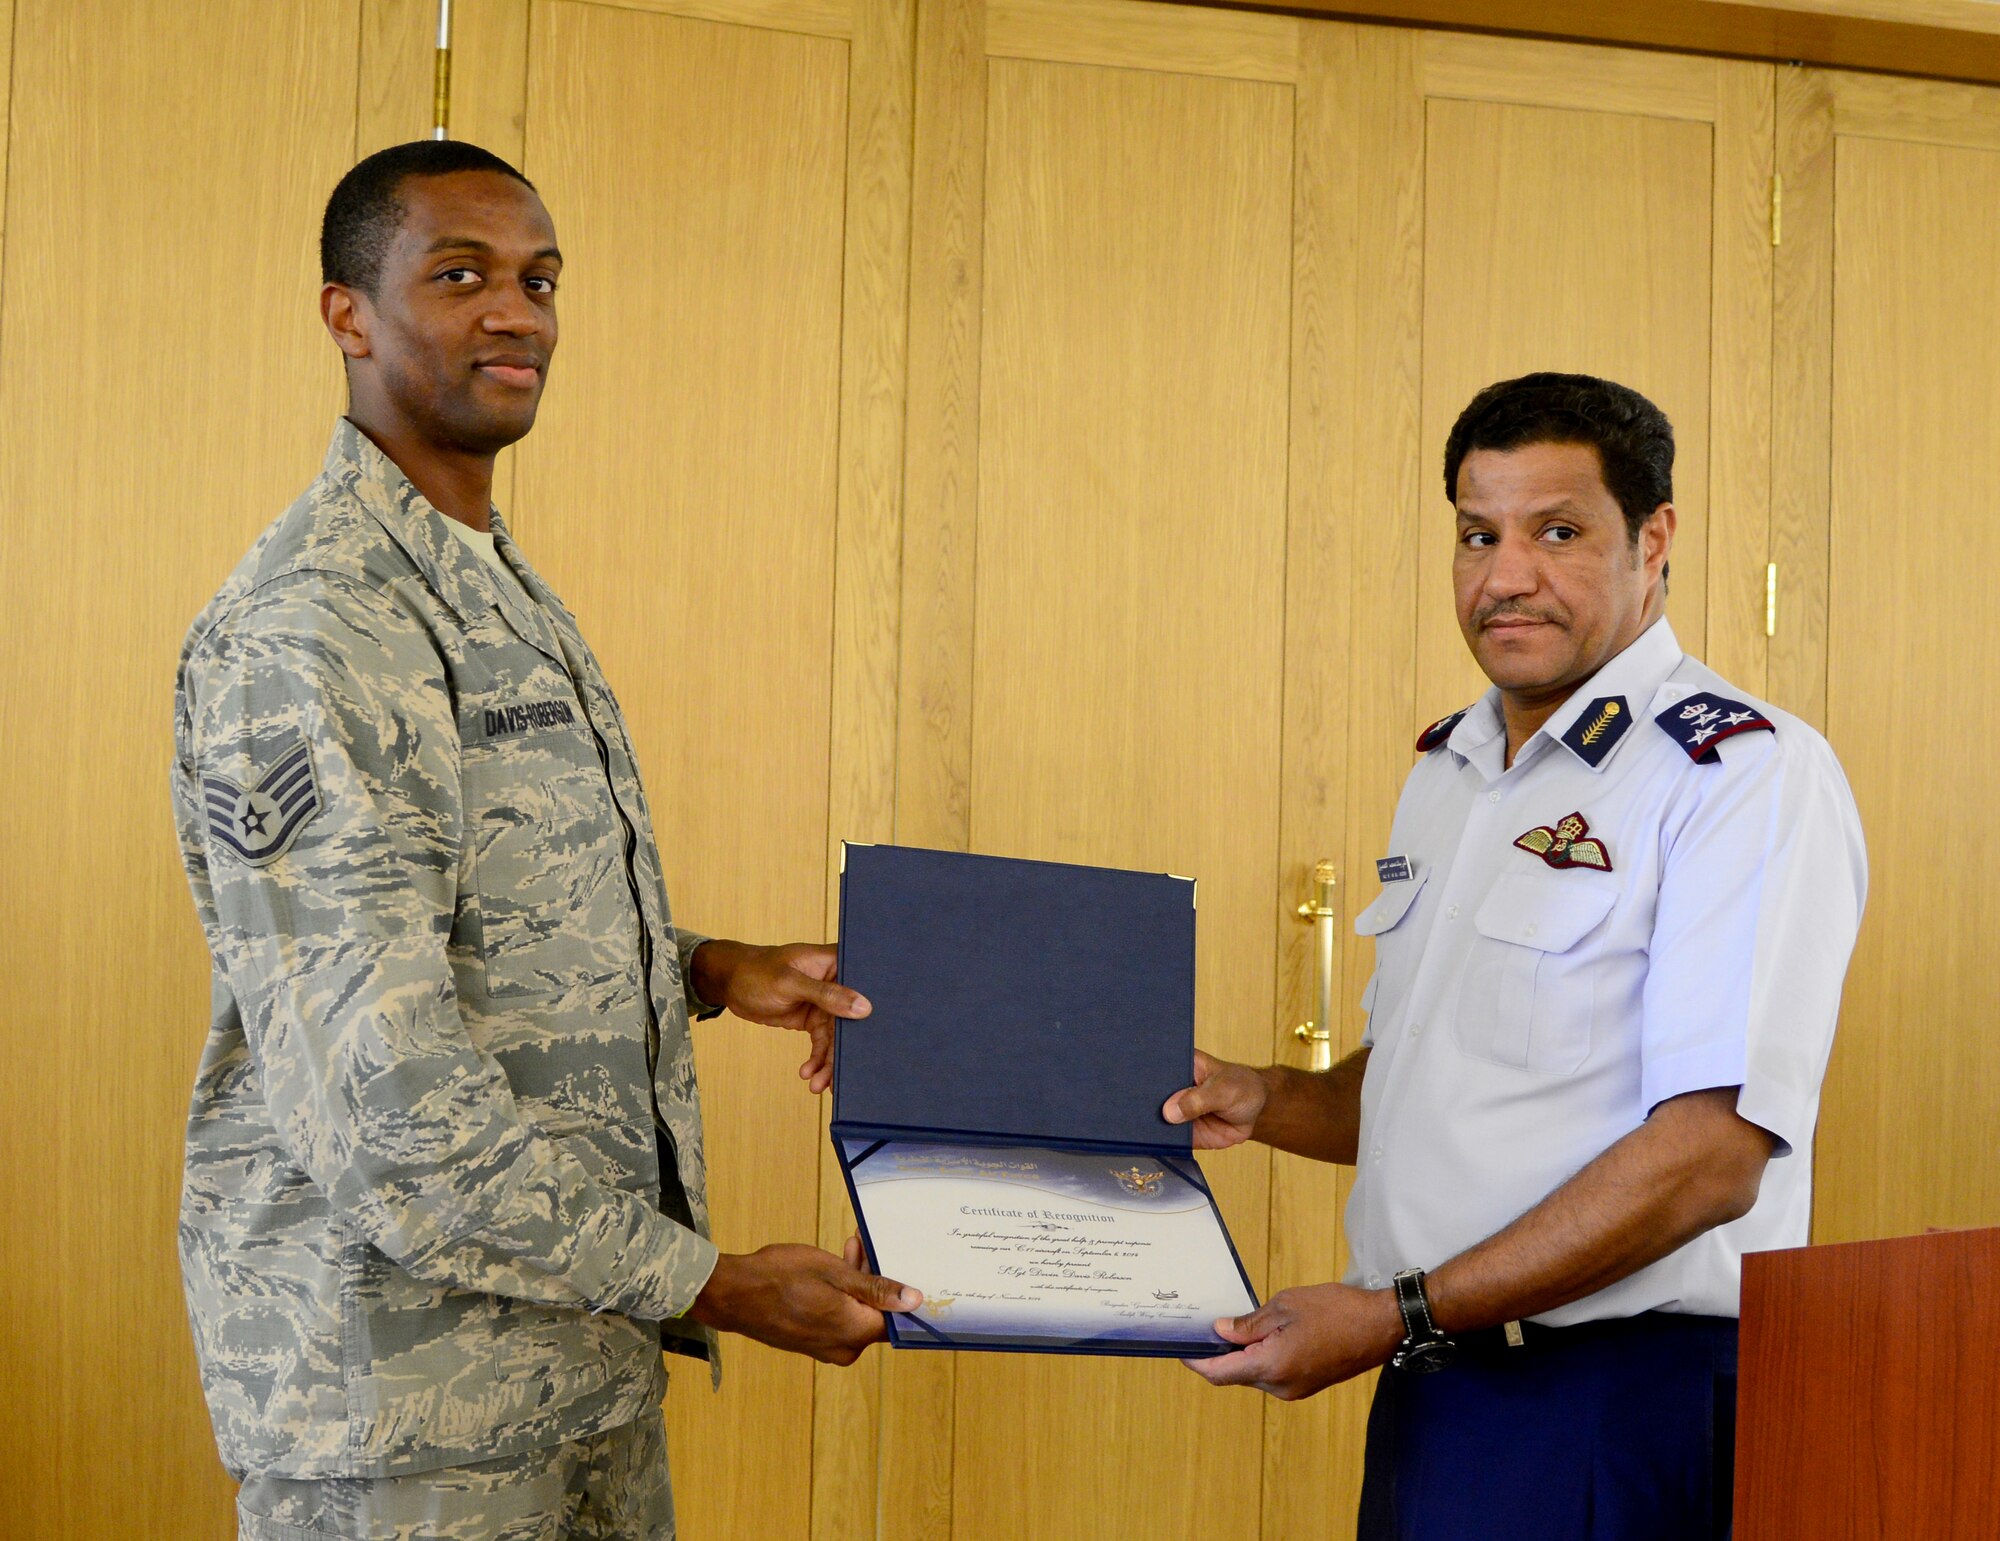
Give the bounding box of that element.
[321,140,536,297]
[1442,372,1674,541]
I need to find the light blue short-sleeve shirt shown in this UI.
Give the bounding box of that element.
[1344,618,1867,1324]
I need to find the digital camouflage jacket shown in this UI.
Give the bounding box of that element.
[171,420,719,1480]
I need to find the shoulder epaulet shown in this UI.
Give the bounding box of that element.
[1654,692,1775,764]
[1415,708,1469,754]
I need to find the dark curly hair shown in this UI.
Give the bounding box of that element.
[1442,372,1674,542]
[321,140,536,298]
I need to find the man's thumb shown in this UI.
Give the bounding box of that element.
[1214,1305,1270,1344]
[810,976,871,1019]
[1162,1083,1211,1125]
[842,1267,921,1312]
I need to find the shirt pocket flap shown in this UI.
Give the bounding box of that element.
[1354,868,1429,937]
[1472,872,1616,953]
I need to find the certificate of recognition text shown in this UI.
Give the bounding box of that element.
[847,1139,1256,1351]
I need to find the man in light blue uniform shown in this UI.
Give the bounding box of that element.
[1167,373,1866,1539]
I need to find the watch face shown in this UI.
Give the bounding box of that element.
[1394,1338,1457,1375]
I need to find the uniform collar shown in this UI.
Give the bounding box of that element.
[1446,616,1684,776]
[1533,617,1685,771]
[321,418,554,651]
[488,511,580,658]
[1447,693,1508,768]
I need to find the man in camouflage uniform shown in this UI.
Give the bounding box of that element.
[172,139,915,1540]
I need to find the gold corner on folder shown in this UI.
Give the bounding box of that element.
[839,841,878,875]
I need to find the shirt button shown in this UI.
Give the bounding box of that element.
[1488,789,1502,804]
[1409,1023,1422,1038]
[1369,1275,1383,1288]
[1447,905,1460,920]
[1371,1145,1384,1160]
[1525,922,1539,938]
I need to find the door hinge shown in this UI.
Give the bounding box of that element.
[1771,173,1783,247]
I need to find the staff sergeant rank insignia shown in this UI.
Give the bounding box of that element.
[1559,695,1631,767]
[1654,693,1775,764]
[1514,811,1612,872]
[203,734,323,868]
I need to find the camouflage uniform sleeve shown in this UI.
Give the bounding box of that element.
[187,570,718,1321]
[674,929,724,1022]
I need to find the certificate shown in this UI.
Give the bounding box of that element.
[845,1140,1256,1353]
[831,842,1261,1357]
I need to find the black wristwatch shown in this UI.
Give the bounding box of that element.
[1390,1267,1457,1373]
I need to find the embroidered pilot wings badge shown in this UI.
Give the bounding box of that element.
[1513,811,1612,872]
[203,734,323,867]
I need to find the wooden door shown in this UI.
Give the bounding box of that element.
[513,8,844,1539]
[1340,44,1780,1287]
[1313,26,1778,1536]
[847,11,1784,1537]
[961,39,1288,1541]
[0,2,359,1536]
[488,1,912,1537]
[1348,32,1779,736]
[0,0,910,1530]
[1773,68,2000,1244]
[855,2,1368,1535]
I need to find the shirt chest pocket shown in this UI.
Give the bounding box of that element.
[461,728,632,1001]
[1354,870,1429,1027]
[1454,872,1616,1075]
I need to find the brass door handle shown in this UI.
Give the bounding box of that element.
[1291,861,1338,1071]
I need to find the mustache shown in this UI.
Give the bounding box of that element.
[1474,603,1567,629]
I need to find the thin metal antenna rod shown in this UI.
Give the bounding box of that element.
[432,0,453,140]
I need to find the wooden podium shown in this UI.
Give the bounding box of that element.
[1735,1226,2000,1537]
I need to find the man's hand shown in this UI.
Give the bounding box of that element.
[1181,1283,1404,1400]
[690,940,868,1093]
[1161,1049,1270,1149]
[687,1241,920,1367]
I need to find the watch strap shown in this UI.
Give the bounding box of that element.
[1390,1267,1458,1372]
[1392,1267,1442,1343]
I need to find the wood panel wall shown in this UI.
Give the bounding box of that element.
[0,4,1995,1538]
[1773,67,2000,1247]
[0,6,359,1536]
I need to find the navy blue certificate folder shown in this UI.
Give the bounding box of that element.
[832,842,1258,1357]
